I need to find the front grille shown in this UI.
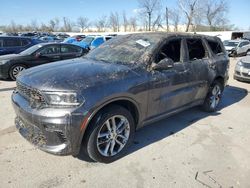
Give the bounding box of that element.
[16,81,46,106]
[243,62,250,69]
[242,72,250,77]
[235,71,241,75]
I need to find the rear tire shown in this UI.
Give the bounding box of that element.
[84,105,135,163]
[9,64,26,81]
[202,81,223,112]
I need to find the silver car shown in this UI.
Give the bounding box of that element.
[224,40,250,57]
[234,56,250,82]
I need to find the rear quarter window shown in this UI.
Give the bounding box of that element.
[21,39,31,46]
[207,40,224,55]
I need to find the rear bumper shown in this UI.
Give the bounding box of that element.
[12,92,86,156]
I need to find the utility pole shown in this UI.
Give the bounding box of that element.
[166,6,169,32]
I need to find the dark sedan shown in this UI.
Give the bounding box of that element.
[0,43,88,80]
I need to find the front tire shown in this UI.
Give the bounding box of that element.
[202,81,223,112]
[85,105,135,163]
[9,64,26,81]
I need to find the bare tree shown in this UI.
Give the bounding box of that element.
[77,17,90,32]
[95,16,108,32]
[203,0,228,31]
[49,18,60,32]
[62,17,74,32]
[169,8,180,32]
[109,12,120,32]
[129,17,137,31]
[30,20,39,31]
[122,11,129,32]
[178,0,199,32]
[152,14,163,31]
[138,0,160,31]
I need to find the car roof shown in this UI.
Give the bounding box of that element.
[0,36,32,40]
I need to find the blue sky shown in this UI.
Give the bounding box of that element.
[0,0,249,30]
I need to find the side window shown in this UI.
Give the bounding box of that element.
[61,45,81,53]
[92,38,104,46]
[21,39,30,46]
[186,39,206,60]
[207,40,223,55]
[39,45,60,55]
[156,39,181,63]
[0,39,3,47]
[105,37,112,41]
[4,38,21,47]
[239,42,249,47]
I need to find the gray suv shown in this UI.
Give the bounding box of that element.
[12,33,229,163]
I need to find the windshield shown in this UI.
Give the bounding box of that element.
[86,34,162,65]
[81,37,94,45]
[223,40,239,47]
[20,44,43,55]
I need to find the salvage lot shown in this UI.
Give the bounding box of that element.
[0,58,250,187]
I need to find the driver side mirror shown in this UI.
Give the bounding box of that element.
[152,58,174,71]
[35,52,41,58]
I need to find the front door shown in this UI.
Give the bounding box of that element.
[147,38,195,119]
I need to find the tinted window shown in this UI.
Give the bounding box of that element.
[21,39,30,46]
[61,45,81,53]
[239,41,249,47]
[4,38,21,47]
[187,39,206,60]
[39,45,60,55]
[0,39,3,47]
[207,40,223,55]
[157,39,181,63]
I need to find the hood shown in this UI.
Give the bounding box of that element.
[18,58,141,91]
[225,46,235,51]
[0,54,24,61]
[241,56,250,64]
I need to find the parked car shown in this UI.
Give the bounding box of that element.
[63,35,86,44]
[56,33,70,40]
[0,36,42,56]
[39,36,62,43]
[72,35,112,50]
[12,33,229,163]
[0,43,87,80]
[234,55,250,82]
[223,40,250,57]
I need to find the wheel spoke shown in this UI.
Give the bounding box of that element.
[117,134,127,140]
[105,120,112,132]
[109,140,116,155]
[104,140,111,155]
[111,117,117,131]
[98,138,110,145]
[98,132,109,138]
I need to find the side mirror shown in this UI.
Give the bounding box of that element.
[152,58,174,71]
[35,52,41,58]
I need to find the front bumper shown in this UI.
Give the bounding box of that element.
[12,92,86,156]
[0,64,9,79]
[234,67,250,82]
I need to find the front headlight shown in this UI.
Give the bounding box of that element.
[237,60,243,67]
[43,91,84,107]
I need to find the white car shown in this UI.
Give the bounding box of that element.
[223,40,250,57]
[234,55,250,82]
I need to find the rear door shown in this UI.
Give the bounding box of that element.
[184,37,210,101]
[60,44,83,60]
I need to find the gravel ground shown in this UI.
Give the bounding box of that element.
[0,57,249,188]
